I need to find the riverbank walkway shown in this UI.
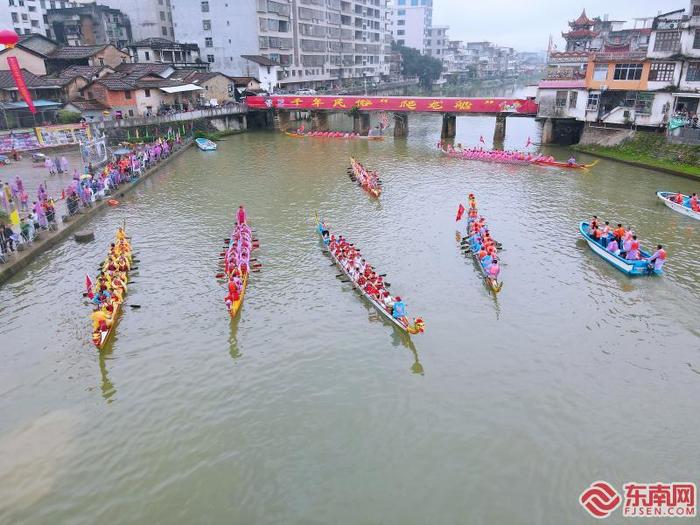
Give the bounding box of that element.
[0,139,193,286]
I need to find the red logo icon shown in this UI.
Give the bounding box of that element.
[580,481,622,519]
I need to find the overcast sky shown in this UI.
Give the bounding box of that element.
[432,0,684,51]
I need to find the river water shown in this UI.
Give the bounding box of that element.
[1,113,699,524]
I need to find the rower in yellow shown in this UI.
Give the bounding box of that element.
[91,308,108,331]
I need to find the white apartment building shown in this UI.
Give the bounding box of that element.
[2,0,77,38]
[391,0,433,52]
[98,0,175,41]
[171,0,391,91]
[425,25,448,58]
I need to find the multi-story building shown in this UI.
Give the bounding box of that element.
[171,0,391,91]
[127,38,206,71]
[425,26,448,58]
[537,4,700,143]
[98,0,175,41]
[46,4,132,48]
[390,0,433,52]
[1,0,78,38]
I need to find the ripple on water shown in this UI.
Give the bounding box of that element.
[0,125,699,524]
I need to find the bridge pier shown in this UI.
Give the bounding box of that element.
[276,110,290,131]
[493,114,507,144]
[441,113,456,139]
[311,111,329,131]
[394,112,408,137]
[353,112,371,135]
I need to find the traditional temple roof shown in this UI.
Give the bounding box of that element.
[562,29,598,39]
[570,9,594,28]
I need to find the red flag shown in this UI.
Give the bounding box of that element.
[6,56,36,114]
[479,135,485,144]
[85,274,94,300]
[456,203,465,221]
[526,136,532,148]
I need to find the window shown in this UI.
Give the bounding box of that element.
[694,4,700,16]
[397,39,404,46]
[653,31,681,52]
[207,54,214,63]
[613,63,643,81]
[144,88,151,97]
[23,28,30,34]
[201,1,209,12]
[397,19,405,25]
[203,19,211,30]
[9,0,15,5]
[593,64,608,81]
[686,62,700,81]
[145,50,150,60]
[124,90,132,99]
[694,29,700,49]
[649,62,675,82]
[586,93,599,110]
[99,57,104,65]
[160,11,165,21]
[555,90,567,108]
[21,13,28,20]
[128,109,134,117]
[28,5,35,11]
[162,26,168,36]
[569,91,578,109]
[396,29,404,35]
[205,37,213,47]
[30,19,38,27]
[170,27,174,37]
[11,12,18,23]
[634,92,654,115]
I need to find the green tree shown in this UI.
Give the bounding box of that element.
[57,110,82,124]
[393,43,443,90]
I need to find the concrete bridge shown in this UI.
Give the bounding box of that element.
[245,95,538,141]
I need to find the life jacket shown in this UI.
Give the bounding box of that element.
[657,248,667,260]
[631,240,640,250]
[393,301,405,317]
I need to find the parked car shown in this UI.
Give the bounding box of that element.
[296,88,317,95]
[31,152,47,163]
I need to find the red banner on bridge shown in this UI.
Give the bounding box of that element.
[6,56,36,114]
[245,95,538,115]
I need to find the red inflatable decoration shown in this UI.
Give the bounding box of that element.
[0,29,19,48]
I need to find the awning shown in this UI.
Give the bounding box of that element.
[0,99,63,110]
[672,92,700,99]
[159,84,204,94]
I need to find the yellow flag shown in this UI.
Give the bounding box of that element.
[9,208,20,226]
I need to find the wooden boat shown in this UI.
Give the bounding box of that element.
[458,214,503,293]
[285,130,383,140]
[91,227,132,349]
[579,222,662,276]
[349,157,382,198]
[223,216,253,318]
[317,220,424,335]
[532,159,598,169]
[195,137,217,151]
[657,191,700,221]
